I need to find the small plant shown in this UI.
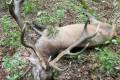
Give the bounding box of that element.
[2,52,28,80]
[35,0,94,25]
[96,48,120,74]
[111,37,120,45]
[47,26,59,38]
[52,69,60,80]
[36,8,65,25]
[116,37,120,44]
[1,15,10,33]
[23,0,33,14]
[36,11,51,24]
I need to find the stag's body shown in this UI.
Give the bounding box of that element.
[34,22,115,65]
[37,23,113,48]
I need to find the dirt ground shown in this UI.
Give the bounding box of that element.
[0,0,120,80]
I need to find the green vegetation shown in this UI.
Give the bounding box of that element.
[23,0,33,14]
[47,26,59,38]
[0,15,28,80]
[0,15,20,47]
[96,48,120,74]
[35,0,93,26]
[116,37,120,44]
[2,53,28,80]
[35,9,65,25]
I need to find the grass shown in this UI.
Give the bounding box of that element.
[2,52,28,80]
[34,0,94,26]
[0,15,29,80]
[96,48,120,74]
[35,8,65,25]
[47,26,59,38]
[116,37,120,44]
[0,15,20,48]
[0,0,35,79]
[23,0,33,14]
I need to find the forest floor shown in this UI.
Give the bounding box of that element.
[0,0,120,80]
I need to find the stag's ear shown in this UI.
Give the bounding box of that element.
[32,22,47,31]
[84,18,90,30]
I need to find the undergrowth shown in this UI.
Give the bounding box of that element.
[96,48,120,75]
[116,37,120,45]
[23,0,33,14]
[2,52,28,80]
[0,15,20,48]
[34,0,95,26]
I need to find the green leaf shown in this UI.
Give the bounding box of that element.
[116,37,120,44]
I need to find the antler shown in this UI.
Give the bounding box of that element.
[8,0,45,35]
[49,20,100,71]
[8,0,39,56]
[21,22,34,49]
[8,0,48,69]
[21,22,47,69]
[8,0,24,29]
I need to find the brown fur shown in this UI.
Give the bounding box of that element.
[35,22,115,64]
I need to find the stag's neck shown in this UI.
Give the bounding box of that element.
[35,38,62,62]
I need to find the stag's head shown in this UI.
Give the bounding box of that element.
[21,23,54,80]
[8,0,53,79]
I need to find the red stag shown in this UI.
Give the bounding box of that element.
[8,0,117,80]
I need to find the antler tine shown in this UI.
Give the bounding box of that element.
[21,22,47,69]
[8,0,45,66]
[21,22,34,49]
[8,0,44,35]
[8,0,24,29]
[84,18,90,31]
[49,20,100,71]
